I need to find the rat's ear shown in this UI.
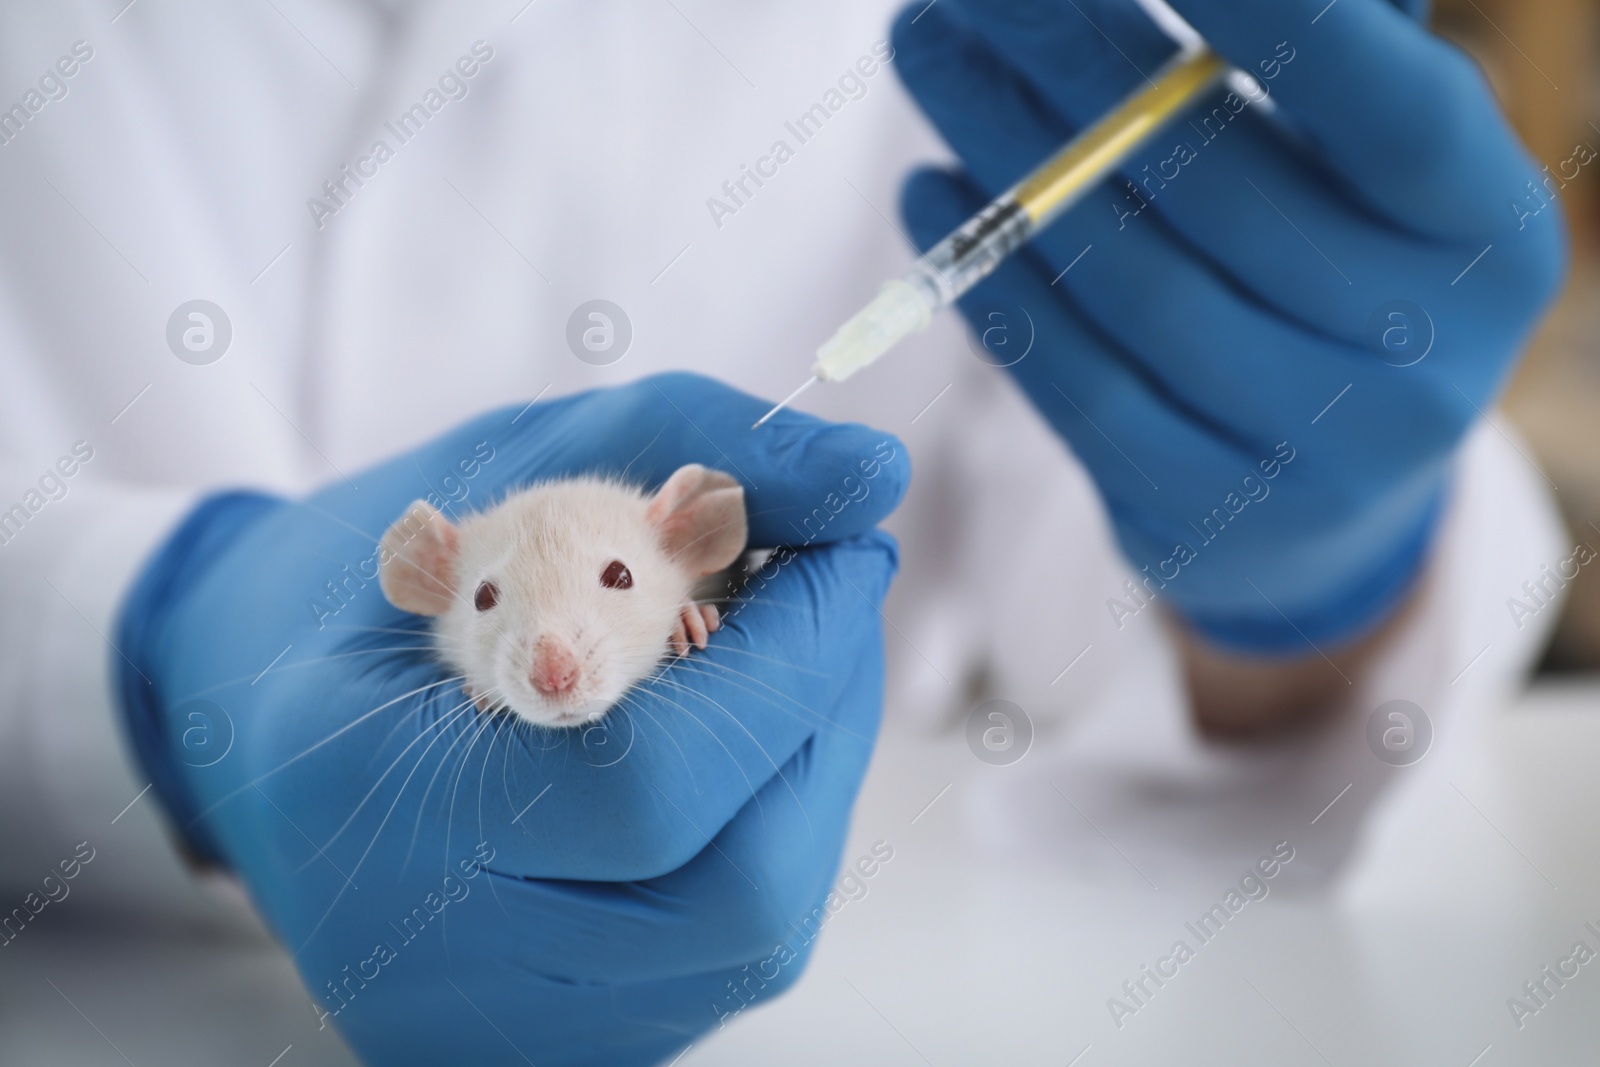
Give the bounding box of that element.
[378,500,460,616]
[646,464,748,576]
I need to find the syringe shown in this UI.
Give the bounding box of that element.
[753,47,1229,429]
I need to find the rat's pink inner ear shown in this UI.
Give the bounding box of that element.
[378,500,460,616]
[647,464,748,576]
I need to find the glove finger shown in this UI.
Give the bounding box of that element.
[925,0,1536,238]
[889,0,1164,161]
[333,880,826,1067]
[901,167,1252,556]
[1163,0,1534,236]
[894,10,1560,402]
[436,694,875,986]
[1070,107,1563,361]
[323,372,910,550]
[892,1,1082,196]
[928,0,1180,121]
[901,169,1448,633]
[892,3,1372,340]
[904,171,1454,632]
[973,154,1476,451]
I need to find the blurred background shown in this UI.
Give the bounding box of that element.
[1437,0,1600,668]
[6,5,1600,1066]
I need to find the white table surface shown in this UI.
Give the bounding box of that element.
[6,678,1600,1067]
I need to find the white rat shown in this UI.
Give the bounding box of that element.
[377,464,748,728]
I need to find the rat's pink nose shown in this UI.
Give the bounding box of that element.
[530,638,579,695]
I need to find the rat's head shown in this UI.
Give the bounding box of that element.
[377,465,747,728]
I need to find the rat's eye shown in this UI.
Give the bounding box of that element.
[600,560,633,590]
[474,581,498,611]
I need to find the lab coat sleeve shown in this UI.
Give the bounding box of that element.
[0,473,240,919]
[954,407,1566,893]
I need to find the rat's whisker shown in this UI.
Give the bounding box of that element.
[404,697,498,872]
[498,717,563,834]
[618,424,668,483]
[325,625,435,638]
[611,694,673,778]
[643,686,765,817]
[298,695,485,954]
[363,700,429,773]
[653,676,811,837]
[291,697,464,966]
[412,457,475,527]
[718,596,812,613]
[299,698,475,872]
[500,714,520,818]
[666,659,873,746]
[262,647,438,674]
[474,730,514,919]
[190,676,464,827]
[366,680,466,771]
[294,498,386,546]
[505,711,567,758]
[442,709,501,872]
[175,646,441,703]
[294,701,471,877]
[694,644,828,677]
[476,716,513,919]
[618,694,694,784]
[477,713,507,845]
[432,704,498,820]
[632,704,658,761]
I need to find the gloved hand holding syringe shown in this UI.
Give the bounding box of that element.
[755,43,1237,427]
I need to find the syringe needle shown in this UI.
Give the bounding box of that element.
[752,375,818,429]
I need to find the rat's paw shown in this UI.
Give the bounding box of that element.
[681,602,709,651]
[669,603,718,657]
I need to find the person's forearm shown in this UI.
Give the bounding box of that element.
[1171,585,1423,738]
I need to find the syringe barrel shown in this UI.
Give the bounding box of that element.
[907,195,1034,310]
[907,49,1226,313]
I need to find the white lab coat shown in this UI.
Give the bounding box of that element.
[0,0,1564,922]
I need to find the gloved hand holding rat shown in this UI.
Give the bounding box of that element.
[896,0,1565,652]
[115,373,907,1066]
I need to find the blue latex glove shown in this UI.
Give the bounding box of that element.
[894,0,1565,651]
[115,373,907,1066]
